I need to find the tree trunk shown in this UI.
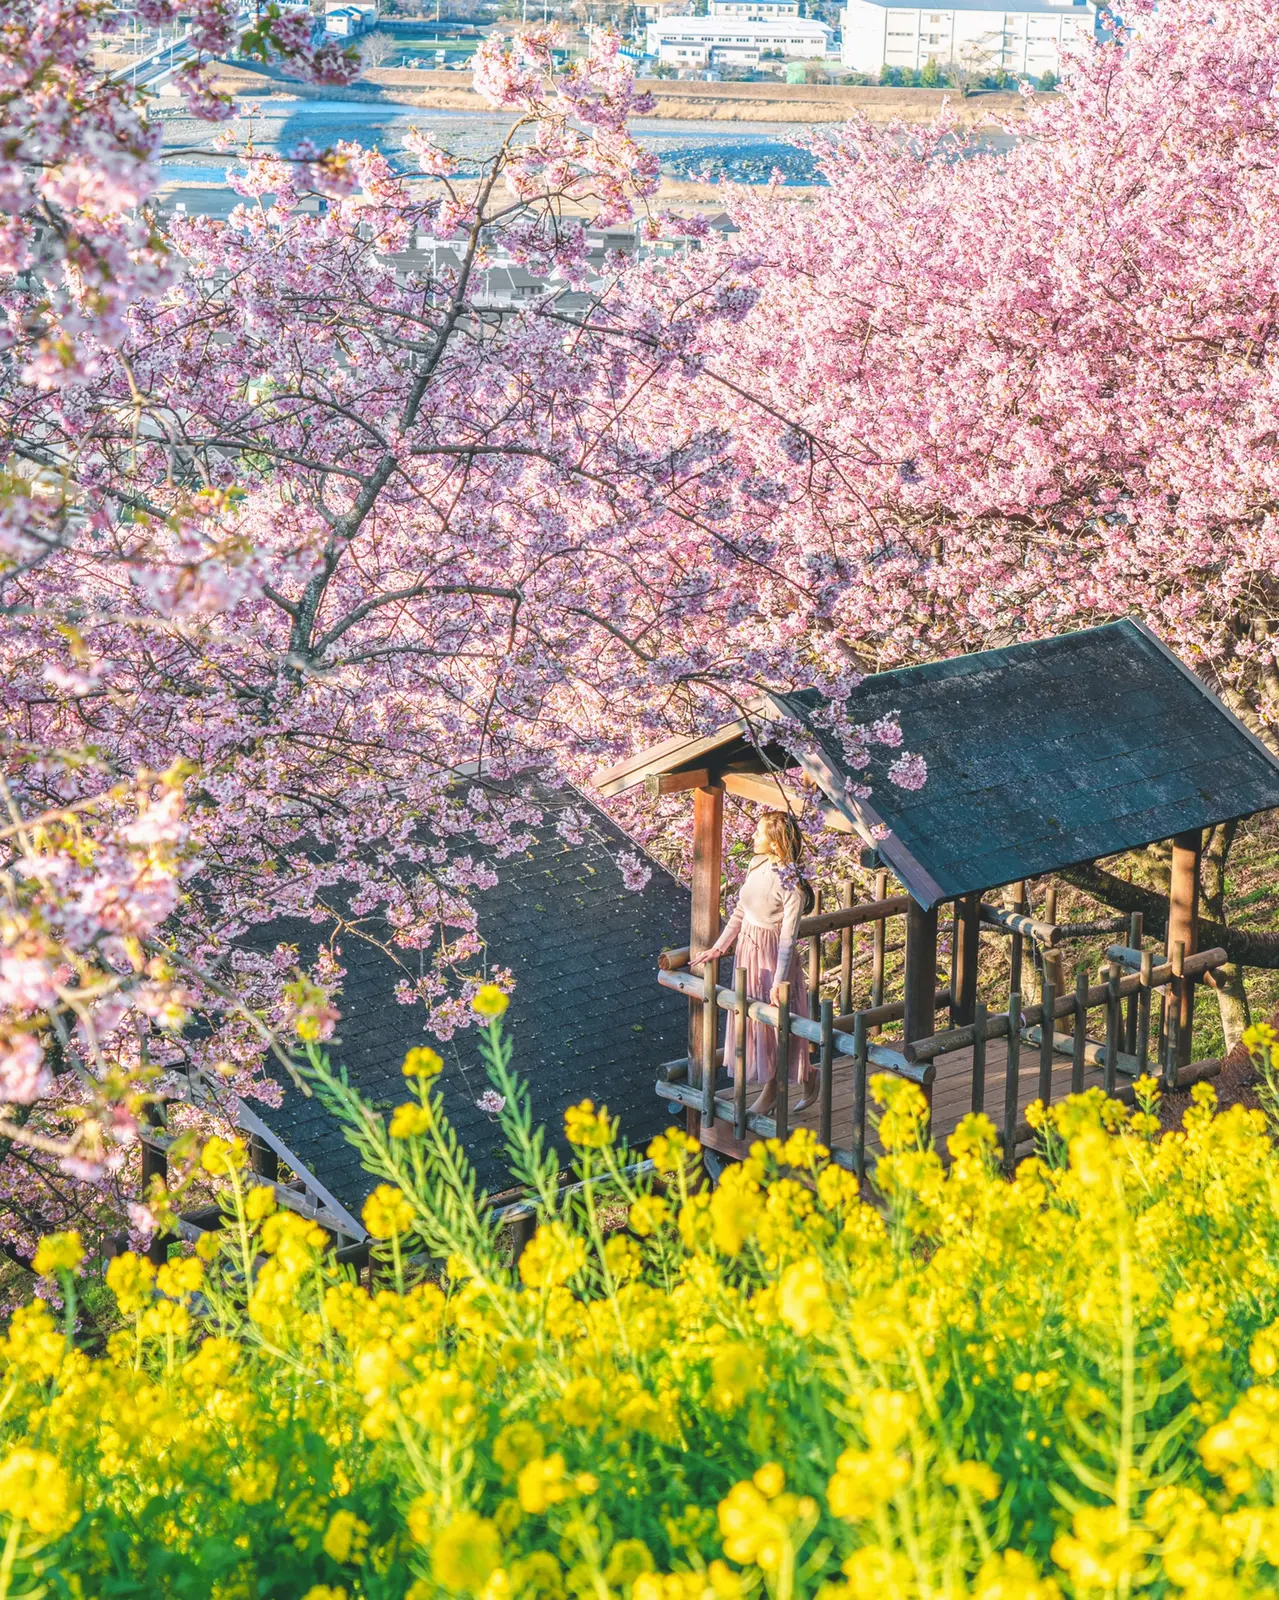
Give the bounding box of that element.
[1057,859,1279,969]
[1201,820,1251,1050]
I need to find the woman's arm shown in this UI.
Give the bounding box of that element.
[691,896,744,967]
[773,877,804,986]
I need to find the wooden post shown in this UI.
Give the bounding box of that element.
[1125,912,1144,1054]
[775,980,791,1143]
[903,899,939,1050]
[1104,961,1121,1095]
[141,1103,169,1268]
[1167,830,1201,1070]
[870,867,888,1028]
[1007,879,1026,1019]
[852,1012,868,1187]
[1004,989,1021,1172]
[809,888,823,1021]
[1136,950,1152,1077]
[701,957,717,1127]
[1038,978,1056,1108]
[951,892,981,1026]
[1071,966,1088,1094]
[971,999,987,1115]
[1166,943,1184,1091]
[250,1134,278,1181]
[688,784,724,1138]
[1042,885,1066,1019]
[819,998,834,1149]
[839,880,854,1018]
[510,1210,537,1268]
[733,966,748,1141]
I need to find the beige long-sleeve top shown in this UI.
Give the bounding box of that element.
[705,854,805,979]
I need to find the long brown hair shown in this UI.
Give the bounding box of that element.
[758,811,815,914]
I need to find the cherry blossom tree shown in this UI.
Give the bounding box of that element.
[615,0,1279,1038]
[0,17,906,1254]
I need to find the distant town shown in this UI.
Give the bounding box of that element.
[97,0,1101,97]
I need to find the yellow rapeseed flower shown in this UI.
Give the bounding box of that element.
[322,1508,370,1565]
[471,984,509,1019]
[362,1184,415,1240]
[0,1448,78,1537]
[647,1128,700,1173]
[432,1509,502,1593]
[973,1549,1063,1600]
[245,1184,277,1221]
[518,1222,586,1289]
[156,1255,203,1299]
[777,1257,833,1335]
[389,1102,432,1139]
[628,1195,670,1237]
[493,1421,544,1478]
[106,1250,157,1314]
[32,1230,83,1277]
[200,1135,247,1177]
[563,1098,614,1148]
[402,1046,444,1079]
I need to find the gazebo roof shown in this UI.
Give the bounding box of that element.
[595,621,1279,910]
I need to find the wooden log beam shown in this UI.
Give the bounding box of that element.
[1021,1027,1142,1079]
[661,895,910,965]
[1048,916,1131,945]
[720,771,805,809]
[833,988,950,1031]
[981,902,1057,944]
[646,768,711,798]
[798,894,911,938]
[902,947,1229,1062]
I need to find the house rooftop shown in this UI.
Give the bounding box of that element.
[231,787,689,1236]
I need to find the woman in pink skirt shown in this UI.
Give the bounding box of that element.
[689,810,816,1118]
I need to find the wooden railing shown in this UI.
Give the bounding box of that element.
[656,932,1229,1179]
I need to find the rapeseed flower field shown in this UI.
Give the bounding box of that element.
[6,1003,1279,1599]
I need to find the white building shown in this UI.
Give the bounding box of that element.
[708,0,800,17]
[841,0,1101,78]
[647,14,833,66]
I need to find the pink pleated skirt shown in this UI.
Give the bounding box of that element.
[724,918,813,1087]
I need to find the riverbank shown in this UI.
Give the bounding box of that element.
[198,63,1025,126]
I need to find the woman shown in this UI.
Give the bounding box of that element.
[689,810,816,1118]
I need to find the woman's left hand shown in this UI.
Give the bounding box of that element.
[769,983,784,1008]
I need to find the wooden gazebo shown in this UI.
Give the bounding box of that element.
[594,621,1279,1171]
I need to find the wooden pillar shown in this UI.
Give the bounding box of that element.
[250,1134,278,1182]
[904,899,939,1107]
[1167,828,1202,1070]
[688,784,724,1137]
[950,892,981,1027]
[140,1104,170,1268]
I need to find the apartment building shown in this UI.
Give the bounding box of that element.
[708,0,801,17]
[647,13,833,66]
[840,0,1101,77]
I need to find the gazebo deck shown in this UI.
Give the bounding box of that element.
[699,1033,1117,1163]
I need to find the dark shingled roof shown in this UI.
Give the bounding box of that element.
[235,791,689,1234]
[778,620,1279,908]
[594,620,1279,915]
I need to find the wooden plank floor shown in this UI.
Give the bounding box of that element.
[701,1033,1114,1162]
